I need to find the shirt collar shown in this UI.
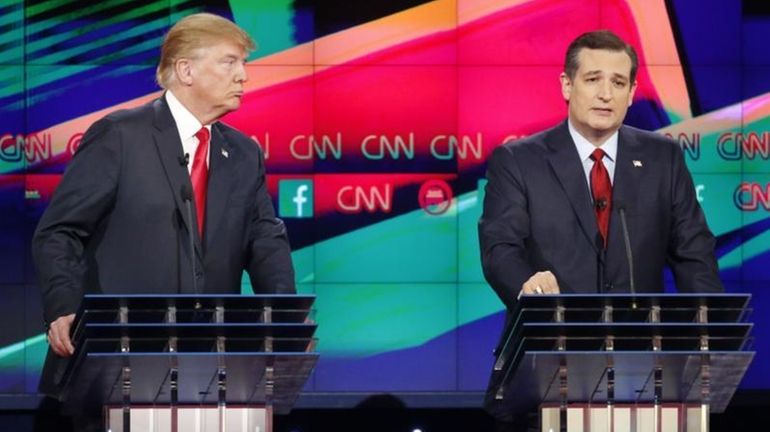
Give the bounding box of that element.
[165,90,209,139]
[567,119,618,163]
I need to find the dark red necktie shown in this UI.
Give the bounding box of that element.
[191,127,210,237]
[590,148,612,248]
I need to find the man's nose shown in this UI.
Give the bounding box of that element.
[236,62,248,82]
[597,81,612,100]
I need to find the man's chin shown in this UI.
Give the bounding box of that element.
[588,121,619,134]
[218,101,241,117]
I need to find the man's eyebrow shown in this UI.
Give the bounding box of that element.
[610,72,630,81]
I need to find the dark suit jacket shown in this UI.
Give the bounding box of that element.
[478,121,722,420]
[32,95,295,396]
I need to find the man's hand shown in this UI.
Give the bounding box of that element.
[519,271,560,298]
[47,313,76,357]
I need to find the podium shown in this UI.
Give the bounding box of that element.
[492,294,754,432]
[58,294,318,432]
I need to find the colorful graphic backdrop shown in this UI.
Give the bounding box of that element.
[1,0,769,406]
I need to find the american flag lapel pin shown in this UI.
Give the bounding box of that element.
[632,160,642,167]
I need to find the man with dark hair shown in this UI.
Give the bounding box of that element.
[33,13,295,430]
[478,30,722,431]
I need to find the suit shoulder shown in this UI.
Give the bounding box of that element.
[100,99,156,127]
[216,121,263,157]
[621,124,679,149]
[620,125,689,175]
[497,124,558,158]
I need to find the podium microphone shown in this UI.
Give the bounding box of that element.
[618,204,637,309]
[180,185,201,308]
[595,233,606,293]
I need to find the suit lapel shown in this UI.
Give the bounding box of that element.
[608,126,644,253]
[151,96,204,259]
[204,124,235,250]
[545,122,602,256]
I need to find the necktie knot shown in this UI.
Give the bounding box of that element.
[195,127,210,147]
[590,148,605,162]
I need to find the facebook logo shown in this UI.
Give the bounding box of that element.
[278,179,314,218]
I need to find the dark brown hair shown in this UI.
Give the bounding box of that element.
[564,30,638,83]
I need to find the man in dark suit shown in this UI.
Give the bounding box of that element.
[32,13,294,428]
[478,30,723,431]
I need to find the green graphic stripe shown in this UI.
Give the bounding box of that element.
[0,29,22,47]
[0,6,23,31]
[285,192,492,356]
[0,333,45,362]
[0,66,23,98]
[27,16,168,65]
[25,0,78,18]
[0,2,23,64]
[313,203,458,283]
[26,0,138,32]
[230,0,297,59]
[313,283,461,357]
[26,2,168,62]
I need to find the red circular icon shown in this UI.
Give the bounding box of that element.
[418,179,453,215]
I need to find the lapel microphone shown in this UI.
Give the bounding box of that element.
[180,184,201,309]
[178,153,190,166]
[595,197,609,210]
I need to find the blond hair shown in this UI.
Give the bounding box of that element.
[156,13,256,88]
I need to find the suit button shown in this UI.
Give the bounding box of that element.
[195,271,204,279]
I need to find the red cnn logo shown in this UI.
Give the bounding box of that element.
[734,182,770,211]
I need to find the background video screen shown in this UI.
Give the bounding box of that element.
[1,0,769,403]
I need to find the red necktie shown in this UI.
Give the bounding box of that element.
[590,148,612,248]
[191,127,210,237]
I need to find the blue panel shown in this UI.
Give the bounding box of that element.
[0,285,27,393]
[743,67,770,103]
[26,66,157,132]
[690,66,742,114]
[742,18,770,66]
[0,175,26,284]
[457,312,503,391]
[739,282,770,389]
[669,0,740,66]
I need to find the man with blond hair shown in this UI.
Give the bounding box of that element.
[33,13,294,429]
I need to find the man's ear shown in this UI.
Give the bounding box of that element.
[174,58,194,86]
[628,80,638,107]
[560,72,572,102]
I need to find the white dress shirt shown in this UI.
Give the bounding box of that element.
[165,90,211,174]
[568,120,618,189]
